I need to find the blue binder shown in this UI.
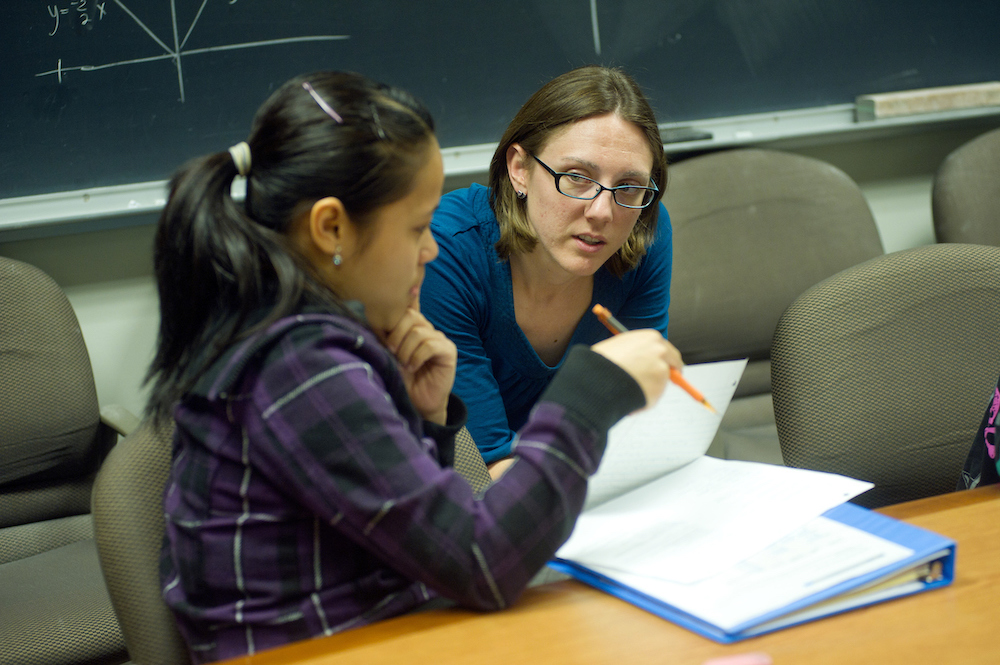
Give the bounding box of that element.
[549,502,955,643]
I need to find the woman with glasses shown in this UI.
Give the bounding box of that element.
[422,66,682,474]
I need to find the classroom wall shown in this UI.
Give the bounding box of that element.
[1,120,997,420]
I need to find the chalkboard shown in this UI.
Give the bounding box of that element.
[2,0,999,200]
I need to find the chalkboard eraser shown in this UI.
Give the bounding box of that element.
[856,82,1000,121]
[660,127,714,144]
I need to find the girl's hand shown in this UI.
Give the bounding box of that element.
[591,330,682,407]
[382,307,457,425]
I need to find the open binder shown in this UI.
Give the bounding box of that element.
[548,358,956,643]
[551,500,956,643]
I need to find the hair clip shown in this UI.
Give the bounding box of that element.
[302,81,344,124]
[369,102,387,140]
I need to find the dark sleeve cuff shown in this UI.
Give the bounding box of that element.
[425,394,468,468]
[539,345,646,435]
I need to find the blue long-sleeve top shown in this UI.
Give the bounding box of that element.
[421,184,673,464]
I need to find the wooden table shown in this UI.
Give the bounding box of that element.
[220,484,1000,665]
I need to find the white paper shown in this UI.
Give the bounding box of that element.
[584,358,747,511]
[584,515,914,631]
[561,457,874,584]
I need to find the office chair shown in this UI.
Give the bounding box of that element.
[453,427,493,492]
[771,243,1000,508]
[92,417,191,665]
[932,126,1000,246]
[664,148,883,464]
[0,256,135,665]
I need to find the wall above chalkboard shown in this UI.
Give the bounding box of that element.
[2,0,999,202]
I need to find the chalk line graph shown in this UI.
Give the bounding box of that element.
[35,0,349,102]
[589,0,601,56]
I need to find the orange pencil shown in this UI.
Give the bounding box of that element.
[591,304,717,414]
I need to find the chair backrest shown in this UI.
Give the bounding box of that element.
[454,427,492,492]
[0,257,127,664]
[92,417,191,665]
[771,243,1000,508]
[664,148,883,463]
[0,257,116,531]
[932,126,1000,246]
[665,148,884,397]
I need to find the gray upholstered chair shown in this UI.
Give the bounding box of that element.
[92,418,191,665]
[0,256,136,665]
[932,126,1000,246]
[771,243,1000,508]
[664,148,884,464]
[453,427,492,492]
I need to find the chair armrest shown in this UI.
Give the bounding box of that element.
[100,404,141,437]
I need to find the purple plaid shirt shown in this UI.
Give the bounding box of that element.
[161,312,643,663]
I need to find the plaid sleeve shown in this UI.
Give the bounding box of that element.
[242,325,642,611]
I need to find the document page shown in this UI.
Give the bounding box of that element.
[584,358,747,511]
[559,456,873,584]
[585,515,914,631]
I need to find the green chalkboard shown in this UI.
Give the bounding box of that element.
[2,0,998,199]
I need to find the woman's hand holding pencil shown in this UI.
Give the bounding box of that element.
[592,304,716,413]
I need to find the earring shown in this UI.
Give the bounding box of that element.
[516,190,526,200]
[332,246,342,266]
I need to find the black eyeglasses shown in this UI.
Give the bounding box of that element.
[530,154,658,209]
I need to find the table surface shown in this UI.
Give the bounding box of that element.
[218,484,1000,665]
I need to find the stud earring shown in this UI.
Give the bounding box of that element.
[516,190,526,200]
[332,246,342,266]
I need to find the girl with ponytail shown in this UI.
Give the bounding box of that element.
[151,71,675,663]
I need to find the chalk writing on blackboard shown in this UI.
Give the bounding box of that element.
[588,0,601,56]
[36,0,348,101]
[48,1,107,36]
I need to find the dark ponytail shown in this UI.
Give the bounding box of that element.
[146,71,435,421]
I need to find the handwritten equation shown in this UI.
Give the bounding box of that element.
[48,1,108,36]
[36,0,347,101]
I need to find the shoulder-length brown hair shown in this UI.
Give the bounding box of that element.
[488,66,667,277]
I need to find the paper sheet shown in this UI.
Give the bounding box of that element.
[560,456,874,584]
[584,515,914,631]
[584,358,747,511]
